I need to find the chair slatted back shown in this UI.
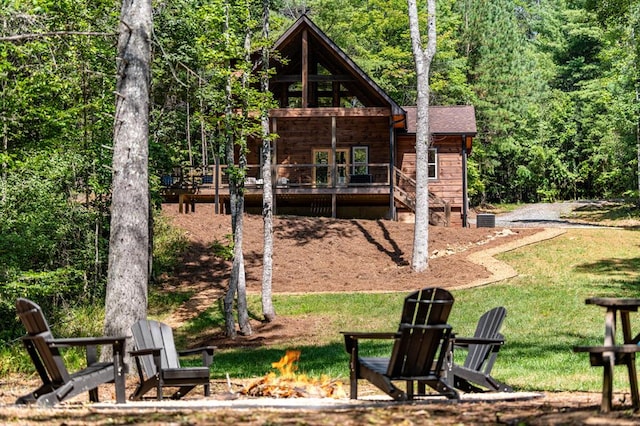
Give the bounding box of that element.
[132,319,181,377]
[387,288,454,377]
[16,298,70,384]
[463,307,507,372]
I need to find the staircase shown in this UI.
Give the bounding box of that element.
[393,168,450,226]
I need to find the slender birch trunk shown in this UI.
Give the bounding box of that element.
[407,0,437,272]
[261,0,276,322]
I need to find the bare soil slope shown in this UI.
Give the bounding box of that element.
[159,204,544,343]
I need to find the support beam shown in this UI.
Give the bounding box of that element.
[301,29,308,108]
[269,107,391,118]
[272,117,278,215]
[461,134,468,228]
[332,116,337,218]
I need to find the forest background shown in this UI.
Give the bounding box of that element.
[0,0,638,343]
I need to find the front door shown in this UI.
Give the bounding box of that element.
[313,149,349,186]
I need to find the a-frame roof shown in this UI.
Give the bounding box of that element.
[271,15,405,117]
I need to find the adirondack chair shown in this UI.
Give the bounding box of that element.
[341,287,459,401]
[449,306,513,393]
[15,298,126,407]
[129,319,215,401]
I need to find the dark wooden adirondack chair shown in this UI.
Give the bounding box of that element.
[341,287,459,401]
[129,319,215,400]
[449,306,513,393]
[15,298,126,407]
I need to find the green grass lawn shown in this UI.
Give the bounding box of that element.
[4,224,640,395]
[200,228,640,393]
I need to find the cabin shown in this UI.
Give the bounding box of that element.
[163,15,477,227]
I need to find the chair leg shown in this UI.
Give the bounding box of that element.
[89,388,99,403]
[407,381,415,399]
[16,383,54,405]
[171,386,196,400]
[601,356,613,413]
[349,357,358,399]
[626,355,640,411]
[367,375,406,401]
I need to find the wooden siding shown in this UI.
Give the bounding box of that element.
[269,116,390,163]
[397,134,464,207]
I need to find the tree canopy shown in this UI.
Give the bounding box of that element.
[1,0,639,341]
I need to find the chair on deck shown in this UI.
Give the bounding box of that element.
[129,319,215,401]
[15,298,126,407]
[449,306,513,393]
[341,287,459,401]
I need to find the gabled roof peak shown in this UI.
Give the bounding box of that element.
[272,15,405,117]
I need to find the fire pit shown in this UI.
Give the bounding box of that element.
[241,350,346,399]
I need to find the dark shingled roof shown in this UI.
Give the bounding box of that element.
[403,105,477,135]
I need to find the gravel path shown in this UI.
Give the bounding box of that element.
[477,201,609,228]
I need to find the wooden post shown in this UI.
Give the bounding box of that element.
[331,116,337,218]
[272,117,278,215]
[461,134,469,228]
[301,29,308,108]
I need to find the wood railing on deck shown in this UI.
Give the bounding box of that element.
[161,164,392,190]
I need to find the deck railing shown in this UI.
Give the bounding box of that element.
[160,163,392,190]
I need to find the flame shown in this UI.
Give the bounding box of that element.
[241,350,346,399]
[271,350,301,377]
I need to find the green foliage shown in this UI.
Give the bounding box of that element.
[152,211,189,279]
[211,234,235,261]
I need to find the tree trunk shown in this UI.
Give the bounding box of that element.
[261,0,276,323]
[407,0,437,272]
[103,0,152,361]
[222,0,252,337]
[223,41,237,338]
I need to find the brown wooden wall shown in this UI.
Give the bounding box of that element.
[268,116,390,162]
[397,134,465,207]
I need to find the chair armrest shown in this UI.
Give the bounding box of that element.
[178,346,216,367]
[340,331,398,340]
[130,347,163,357]
[453,337,505,348]
[178,346,216,356]
[49,336,127,348]
[47,336,127,374]
[341,331,399,354]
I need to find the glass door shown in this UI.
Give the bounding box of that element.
[313,149,330,186]
[336,149,349,186]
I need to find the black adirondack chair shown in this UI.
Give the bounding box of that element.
[15,298,126,407]
[449,306,513,393]
[129,319,215,401]
[341,287,459,401]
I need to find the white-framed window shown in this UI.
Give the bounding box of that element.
[428,148,438,179]
[352,146,368,175]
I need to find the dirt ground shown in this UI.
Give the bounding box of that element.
[159,204,542,333]
[3,203,639,424]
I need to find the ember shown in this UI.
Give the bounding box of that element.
[241,350,346,399]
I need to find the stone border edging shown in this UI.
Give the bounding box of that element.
[451,228,567,290]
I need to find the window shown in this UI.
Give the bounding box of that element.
[352,146,368,175]
[428,148,438,179]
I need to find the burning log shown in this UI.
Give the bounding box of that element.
[241,350,346,399]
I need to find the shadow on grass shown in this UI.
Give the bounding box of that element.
[574,257,640,292]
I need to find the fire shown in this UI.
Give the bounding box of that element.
[241,350,346,399]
